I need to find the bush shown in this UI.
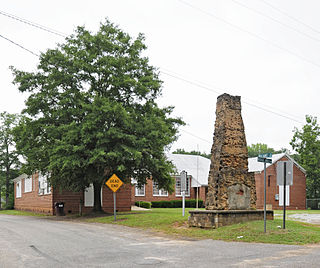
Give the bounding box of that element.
[151,199,203,208]
[135,201,151,209]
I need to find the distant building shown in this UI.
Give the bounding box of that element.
[131,153,210,205]
[249,153,306,210]
[13,173,131,215]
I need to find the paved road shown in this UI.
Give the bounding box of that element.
[1,215,320,268]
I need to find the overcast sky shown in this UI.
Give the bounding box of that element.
[1,0,319,154]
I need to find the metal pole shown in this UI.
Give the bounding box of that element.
[196,148,199,209]
[283,162,286,229]
[113,192,116,221]
[264,161,266,233]
[182,191,185,216]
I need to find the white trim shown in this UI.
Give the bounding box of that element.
[24,177,32,193]
[135,184,145,197]
[152,181,168,196]
[16,180,22,198]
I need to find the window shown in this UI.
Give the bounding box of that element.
[135,184,145,196]
[175,175,190,196]
[84,184,94,207]
[152,181,168,196]
[38,173,51,195]
[16,180,21,198]
[24,177,32,193]
[268,175,271,187]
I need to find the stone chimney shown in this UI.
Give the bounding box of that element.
[206,93,256,210]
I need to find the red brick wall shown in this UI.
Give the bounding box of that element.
[131,178,207,205]
[14,173,54,214]
[101,183,132,213]
[53,183,132,214]
[14,172,132,215]
[255,156,306,210]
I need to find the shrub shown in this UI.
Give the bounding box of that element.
[151,199,203,208]
[135,201,151,209]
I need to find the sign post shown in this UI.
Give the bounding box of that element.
[105,174,123,221]
[180,170,187,217]
[276,161,293,230]
[258,153,272,233]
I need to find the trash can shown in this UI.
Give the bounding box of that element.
[55,202,65,216]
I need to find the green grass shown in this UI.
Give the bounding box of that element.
[274,209,320,215]
[0,209,48,217]
[86,208,320,245]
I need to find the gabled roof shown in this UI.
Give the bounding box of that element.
[13,173,28,183]
[166,153,211,187]
[248,153,306,174]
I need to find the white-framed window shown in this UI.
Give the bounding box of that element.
[152,181,168,196]
[38,173,51,195]
[135,184,145,196]
[84,184,103,207]
[175,175,191,197]
[84,184,94,207]
[16,180,22,198]
[24,177,32,193]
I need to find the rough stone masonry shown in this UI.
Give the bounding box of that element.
[206,93,256,210]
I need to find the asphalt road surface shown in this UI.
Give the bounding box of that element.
[1,214,320,268]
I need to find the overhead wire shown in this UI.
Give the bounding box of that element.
[230,0,320,43]
[0,8,306,146]
[177,0,320,70]
[160,68,304,124]
[0,33,39,57]
[0,10,67,38]
[259,0,320,36]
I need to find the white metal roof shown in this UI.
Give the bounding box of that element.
[12,173,28,182]
[248,153,306,174]
[166,153,211,187]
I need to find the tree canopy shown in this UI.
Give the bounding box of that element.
[247,143,286,158]
[291,115,320,198]
[12,20,184,211]
[172,148,211,159]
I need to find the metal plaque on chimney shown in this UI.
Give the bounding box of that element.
[180,170,187,192]
[276,161,293,186]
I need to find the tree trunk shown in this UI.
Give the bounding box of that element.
[93,182,102,212]
[5,166,9,207]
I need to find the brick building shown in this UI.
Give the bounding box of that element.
[132,154,210,205]
[248,153,306,210]
[13,173,131,215]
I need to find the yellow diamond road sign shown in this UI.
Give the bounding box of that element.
[105,174,123,192]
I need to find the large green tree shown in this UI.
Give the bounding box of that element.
[12,20,184,212]
[291,115,320,198]
[247,143,286,158]
[0,112,21,209]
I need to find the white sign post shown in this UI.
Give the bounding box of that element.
[180,171,187,217]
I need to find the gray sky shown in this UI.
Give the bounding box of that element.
[1,0,319,154]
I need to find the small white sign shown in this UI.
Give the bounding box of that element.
[180,171,187,192]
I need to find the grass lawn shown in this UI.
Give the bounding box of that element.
[86,208,320,245]
[0,209,48,217]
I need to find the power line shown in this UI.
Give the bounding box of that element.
[177,0,320,70]
[0,33,39,57]
[160,68,304,124]
[180,129,212,144]
[0,10,67,38]
[230,0,320,43]
[259,0,320,36]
